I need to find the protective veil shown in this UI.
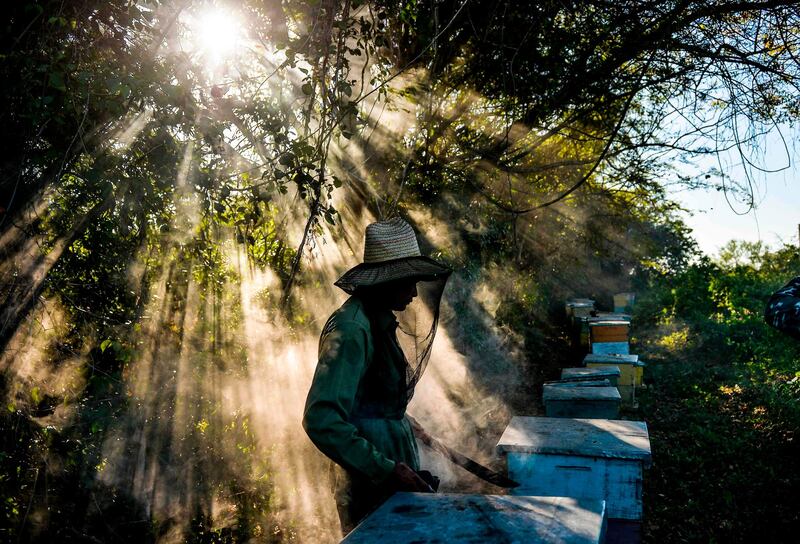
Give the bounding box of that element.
[391,274,450,402]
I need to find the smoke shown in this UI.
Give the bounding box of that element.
[0,10,668,540]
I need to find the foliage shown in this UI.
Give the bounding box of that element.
[636,243,800,542]
[2,0,800,542]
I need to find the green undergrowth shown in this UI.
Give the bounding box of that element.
[635,245,800,543]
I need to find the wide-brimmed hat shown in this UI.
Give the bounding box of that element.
[334,217,451,294]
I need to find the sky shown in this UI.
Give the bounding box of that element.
[668,125,800,257]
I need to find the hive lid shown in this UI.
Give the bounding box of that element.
[592,312,632,321]
[562,366,621,379]
[543,385,621,401]
[544,379,611,388]
[567,302,594,308]
[588,320,630,327]
[497,416,652,465]
[584,353,643,366]
[566,298,595,305]
[341,493,607,544]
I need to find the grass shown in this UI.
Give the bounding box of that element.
[637,322,800,543]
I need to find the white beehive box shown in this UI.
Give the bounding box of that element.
[497,417,652,521]
[341,492,607,544]
[543,385,621,419]
[561,366,621,387]
[543,378,612,388]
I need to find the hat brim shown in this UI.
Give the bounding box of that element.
[334,256,452,294]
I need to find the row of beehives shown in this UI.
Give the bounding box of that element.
[494,295,651,543]
[341,294,648,544]
[551,294,644,414]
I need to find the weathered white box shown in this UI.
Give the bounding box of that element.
[341,492,607,544]
[543,385,621,419]
[497,417,652,521]
[544,378,612,388]
[561,366,621,387]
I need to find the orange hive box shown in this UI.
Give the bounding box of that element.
[589,320,629,343]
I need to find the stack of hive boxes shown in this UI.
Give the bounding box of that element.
[555,293,646,410]
[589,318,630,355]
[497,417,651,544]
[566,298,596,347]
[344,293,650,544]
[499,292,650,543]
[584,353,644,403]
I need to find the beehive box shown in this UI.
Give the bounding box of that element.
[544,378,612,388]
[589,320,630,343]
[341,492,608,544]
[613,292,636,313]
[561,366,621,387]
[591,341,630,355]
[584,354,644,388]
[566,298,595,317]
[543,385,621,419]
[497,417,652,521]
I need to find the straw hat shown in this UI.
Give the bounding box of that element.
[334,217,451,294]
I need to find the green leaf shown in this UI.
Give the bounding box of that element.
[339,82,352,96]
[100,339,113,353]
[301,82,313,95]
[48,72,66,91]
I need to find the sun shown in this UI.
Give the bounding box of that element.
[189,7,245,72]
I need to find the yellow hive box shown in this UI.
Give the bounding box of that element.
[613,292,636,313]
[584,353,644,388]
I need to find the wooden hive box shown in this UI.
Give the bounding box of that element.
[561,366,621,387]
[584,354,644,388]
[589,320,630,343]
[341,492,608,544]
[497,417,652,523]
[543,385,621,419]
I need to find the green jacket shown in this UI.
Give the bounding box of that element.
[303,296,420,484]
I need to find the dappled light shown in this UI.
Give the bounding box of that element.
[2,1,800,543]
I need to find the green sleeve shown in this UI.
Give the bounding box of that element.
[303,320,396,483]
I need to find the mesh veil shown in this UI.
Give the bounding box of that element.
[392,274,450,402]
